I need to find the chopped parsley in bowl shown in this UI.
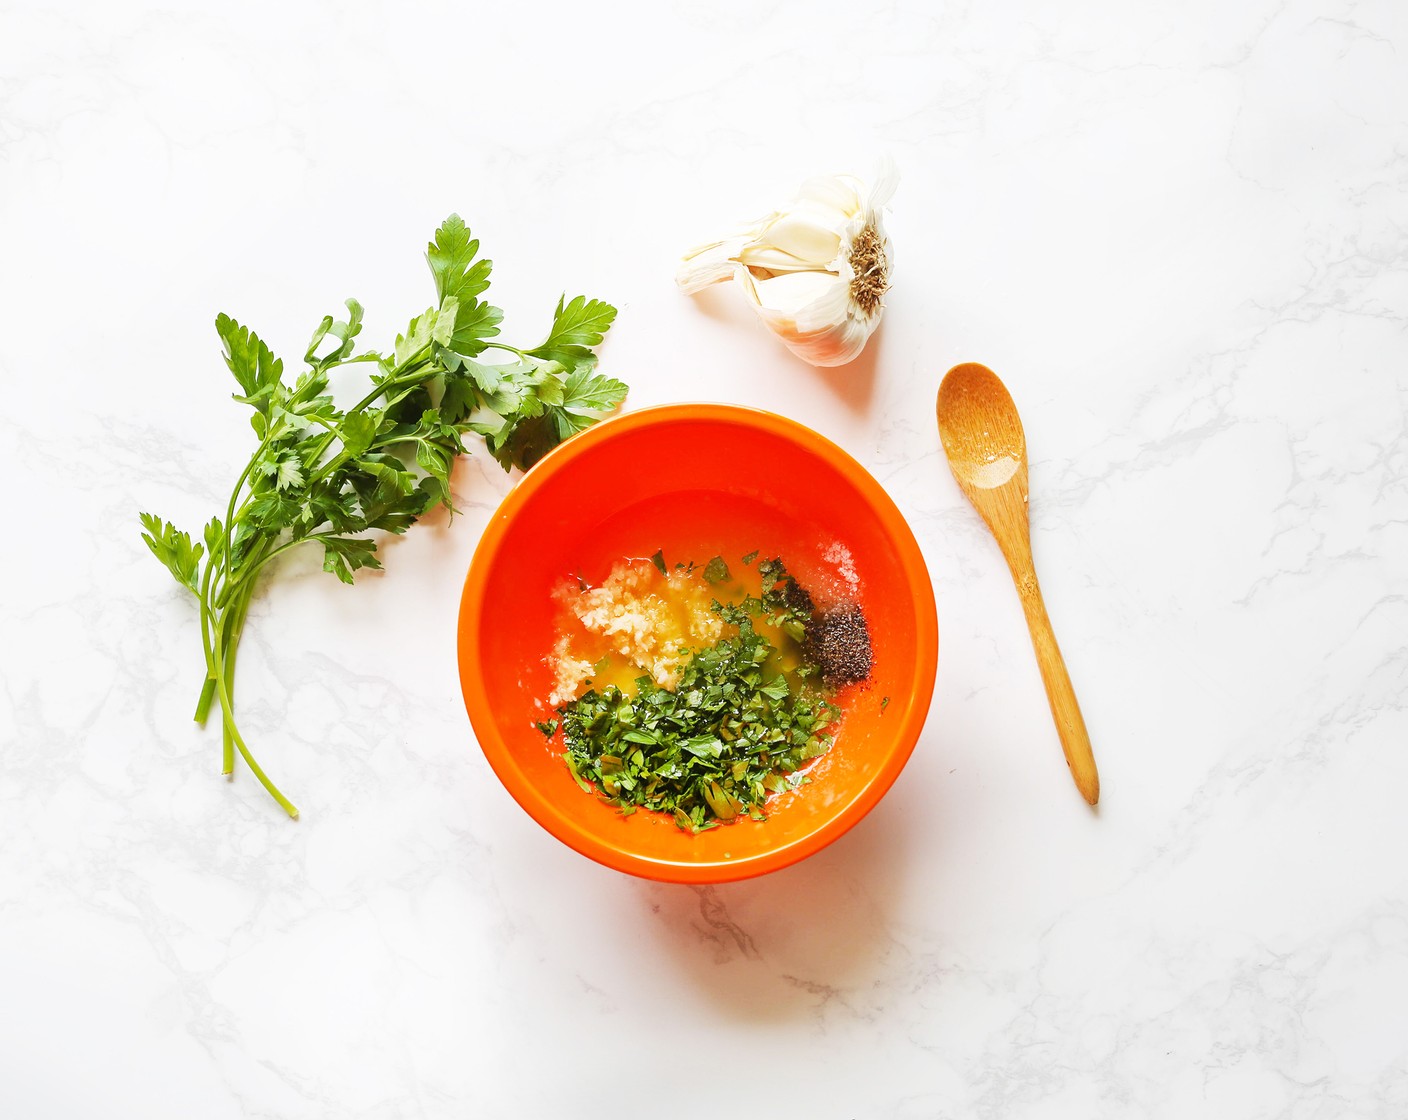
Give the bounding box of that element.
[545,552,868,833]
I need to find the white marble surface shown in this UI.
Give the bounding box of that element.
[2,0,1406,1115]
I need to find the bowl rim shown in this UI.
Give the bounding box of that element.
[457,402,938,883]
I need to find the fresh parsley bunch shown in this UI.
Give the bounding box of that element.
[141,215,626,817]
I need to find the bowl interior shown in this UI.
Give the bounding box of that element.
[458,405,937,882]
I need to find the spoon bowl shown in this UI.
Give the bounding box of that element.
[937,362,1030,509]
[936,363,1100,805]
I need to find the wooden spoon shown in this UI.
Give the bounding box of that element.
[936,362,1100,805]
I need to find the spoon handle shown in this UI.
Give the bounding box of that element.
[1004,551,1100,805]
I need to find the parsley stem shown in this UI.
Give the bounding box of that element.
[211,501,264,611]
[297,359,433,490]
[223,534,322,593]
[213,526,264,610]
[218,581,254,777]
[194,676,217,724]
[223,435,273,576]
[482,342,526,357]
[220,668,234,774]
[210,629,298,818]
[194,541,222,726]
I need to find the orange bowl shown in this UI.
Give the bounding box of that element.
[457,403,938,883]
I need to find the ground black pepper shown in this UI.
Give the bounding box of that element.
[780,573,815,614]
[804,601,873,687]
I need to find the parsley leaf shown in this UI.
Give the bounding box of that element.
[216,314,284,416]
[427,214,492,306]
[321,536,382,585]
[304,298,364,369]
[394,305,446,369]
[549,367,630,439]
[448,298,503,356]
[527,295,618,370]
[139,513,204,593]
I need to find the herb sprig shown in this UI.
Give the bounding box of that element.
[141,215,625,817]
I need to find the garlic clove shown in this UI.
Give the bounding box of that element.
[736,244,815,274]
[746,213,843,268]
[744,270,873,366]
[675,234,750,293]
[755,311,872,367]
[793,174,863,216]
[791,318,873,367]
[747,270,849,329]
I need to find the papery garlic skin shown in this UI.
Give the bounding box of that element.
[676,167,896,367]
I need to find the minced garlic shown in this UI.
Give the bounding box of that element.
[547,558,725,705]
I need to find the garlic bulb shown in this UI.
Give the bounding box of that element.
[676,166,897,367]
